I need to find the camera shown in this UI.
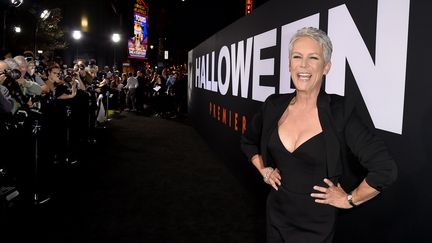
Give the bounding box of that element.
[2,69,22,88]
[1,69,29,106]
[63,68,78,84]
[35,65,44,75]
[65,68,78,77]
[64,75,73,84]
[2,69,21,80]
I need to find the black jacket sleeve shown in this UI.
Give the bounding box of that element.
[344,108,398,191]
[240,101,264,162]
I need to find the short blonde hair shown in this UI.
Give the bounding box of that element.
[289,27,333,64]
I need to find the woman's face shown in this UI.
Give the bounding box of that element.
[289,36,331,94]
[48,68,61,82]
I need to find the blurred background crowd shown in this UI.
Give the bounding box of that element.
[0,50,188,205]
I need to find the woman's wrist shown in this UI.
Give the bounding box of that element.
[262,167,274,183]
[347,192,357,208]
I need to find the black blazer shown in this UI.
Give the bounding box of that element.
[240,90,397,191]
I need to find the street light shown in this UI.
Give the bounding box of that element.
[2,0,24,51]
[40,9,51,20]
[34,9,52,57]
[10,0,23,8]
[112,33,120,43]
[72,30,82,40]
[112,33,120,69]
[14,26,21,33]
[72,30,82,62]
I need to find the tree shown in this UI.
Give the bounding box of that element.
[36,8,68,54]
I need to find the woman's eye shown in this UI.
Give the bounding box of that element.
[292,55,301,59]
[310,56,319,60]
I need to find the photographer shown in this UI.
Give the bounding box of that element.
[1,59,43,197]
[3,58,42,112]
[9,57,42,97]
[43,64,77,164]
[49,65,77,100]
[1,60,30,113]
[87,59,98,80]
[76,64,93,87]
[26,60,45,86]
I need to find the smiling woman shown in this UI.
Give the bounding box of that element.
[240,27,397,243]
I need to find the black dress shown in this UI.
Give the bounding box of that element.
[266,128,337,243]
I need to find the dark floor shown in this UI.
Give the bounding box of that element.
[0,112,266,243]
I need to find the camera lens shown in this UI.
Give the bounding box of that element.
[6,69,21,80]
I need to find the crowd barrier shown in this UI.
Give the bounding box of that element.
[0,88,108,207]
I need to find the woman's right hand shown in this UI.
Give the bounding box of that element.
[261,167,282,191]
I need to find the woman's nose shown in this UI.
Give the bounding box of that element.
[300,58,308,68]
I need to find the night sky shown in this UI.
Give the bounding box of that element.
[116,0,270,59]
[2,0,270,65]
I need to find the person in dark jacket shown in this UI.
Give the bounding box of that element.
[240,27,397,243]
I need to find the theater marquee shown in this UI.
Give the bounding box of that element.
[128,0,149,59]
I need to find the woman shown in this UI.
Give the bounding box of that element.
[240,27,397,242]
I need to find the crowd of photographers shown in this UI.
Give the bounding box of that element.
[0,54,108,202]
[0,51,188,204]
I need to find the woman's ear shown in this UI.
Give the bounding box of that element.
[323,62,332,75]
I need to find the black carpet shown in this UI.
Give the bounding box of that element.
[1,112,266,242]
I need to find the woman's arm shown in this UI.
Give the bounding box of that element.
[311,178,379,209]
[312,107,397,208]
[344,108,398,191]
[241,94,283,190]
[251,154,281,191]
[350,179,380,206]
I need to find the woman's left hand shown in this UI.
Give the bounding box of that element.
[311,178,352,209]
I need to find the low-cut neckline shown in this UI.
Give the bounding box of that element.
[277,130,323,154]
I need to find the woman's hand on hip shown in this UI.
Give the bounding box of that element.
[262,167,282,191]
[311,178,352,209]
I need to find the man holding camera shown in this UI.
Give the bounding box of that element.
[2,57,42,113]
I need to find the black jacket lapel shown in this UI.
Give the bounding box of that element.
[317,91,342,179]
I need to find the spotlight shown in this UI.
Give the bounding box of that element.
[111,33,120,43]
[40,9,51,20]
[10,0,23,8]
[72,30,82,40]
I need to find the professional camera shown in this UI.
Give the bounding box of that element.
[1,69,30,106]
[2,69,21,80]
[62,68,77,84]
[63,75,73,84]
[65,68,78,77]
[35,64,45,75]
[2,69,22,89]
